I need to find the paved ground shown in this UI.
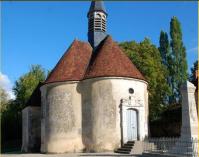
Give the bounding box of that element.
[1,153,142,157]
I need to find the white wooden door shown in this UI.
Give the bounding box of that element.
[126,109,137,141]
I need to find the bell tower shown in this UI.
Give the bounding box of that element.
[87,1,108,50]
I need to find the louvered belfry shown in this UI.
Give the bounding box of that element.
[88,1,108,50]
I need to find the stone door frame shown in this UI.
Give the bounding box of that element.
[120,98,140,145]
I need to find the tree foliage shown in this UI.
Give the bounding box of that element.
[159,31,170,66]
[158,31,173,104]
[0,87,9,113]
[189,60,198,83]
[13,65,46,109]
[1,65,47,146]
[120,38,170,121]
[170,17,188,102]
[158,17,188,104]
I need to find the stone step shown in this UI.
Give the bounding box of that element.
[124,143,134,147]
[114,141,135,154]
[117,147,132,151]
[122,145,133,149]
[127,141,135,144]
[115,150,131,154]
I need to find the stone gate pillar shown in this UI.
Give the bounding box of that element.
[170,81,198,156]
[180,81,198,140]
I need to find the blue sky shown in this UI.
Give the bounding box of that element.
[1,1,198,97]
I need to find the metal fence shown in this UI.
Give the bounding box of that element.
[143,138,198,157]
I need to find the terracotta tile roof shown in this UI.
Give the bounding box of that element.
[45,40,92,83]
[84,36,146,81]
[45,36,145,84]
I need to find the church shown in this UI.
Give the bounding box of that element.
[22,1,149,153]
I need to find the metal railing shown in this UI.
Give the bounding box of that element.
[143,138,198,157]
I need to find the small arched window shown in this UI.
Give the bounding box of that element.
[95,13,101,19]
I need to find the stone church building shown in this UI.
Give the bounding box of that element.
[22,1,149,153]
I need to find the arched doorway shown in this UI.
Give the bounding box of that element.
[120,98,139,144]
[126,109,138,141]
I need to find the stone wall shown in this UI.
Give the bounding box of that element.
[40,82,83,153]
[40,77,148,153]
[80,77,148,152]
[21,106,41,152]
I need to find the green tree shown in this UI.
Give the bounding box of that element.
[170,16,188,103]
[0,87,9,113]
[13,65,46,109]
[1,65,47,146]
[0,87,22,146]
[158,31,172,103]
[120,38,170,121]
[159,31,170,66]
[189,60,198,83]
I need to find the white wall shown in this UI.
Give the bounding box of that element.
[40,77,148,153]
[40,82,83,153]
[81,77,148,152]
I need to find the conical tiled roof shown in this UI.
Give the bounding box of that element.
[45,36,145,84]
[45,40,92,83]
[84,36,146,81]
